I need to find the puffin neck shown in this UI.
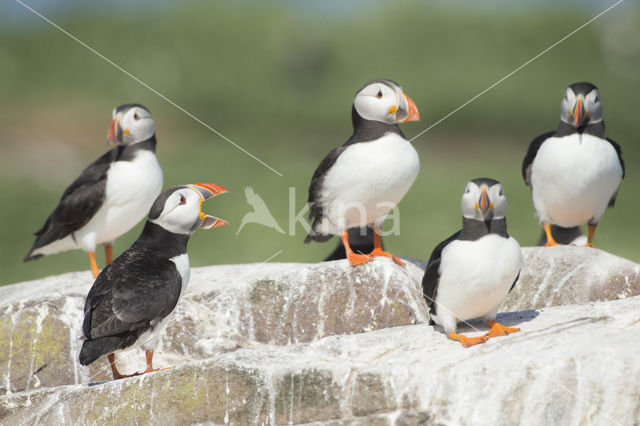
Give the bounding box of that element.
[115,136,158,161]
[137,221,190,258]
[348,105,404,144]
[556,120,605,138]
[459,217,508,240]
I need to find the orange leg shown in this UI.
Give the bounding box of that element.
[88,251,100,278]
[369,230,405,266]
[143,350,172,374]
[585,224,596,248]
[542,224,560,247]
[486,320,520,338]
[447,331,488,348]
[108,351,171,380]
[341,230,372,266]
[108,353,130,380]
[105,244,113,265]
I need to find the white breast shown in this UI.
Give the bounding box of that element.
[530,133,622,227]
[432,235,522,333]
[76,150,163,251]
[134,253,190,352]
[318,133,420,233]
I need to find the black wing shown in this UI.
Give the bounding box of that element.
[509,270,520,293]
[522,131,555,186]
[304,145,348,243]
[422,231,460,323]
[82,246,182,341]
[24,148,120,260]
[605,137,625,207]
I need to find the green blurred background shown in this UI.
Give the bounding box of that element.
[1,0,638,286]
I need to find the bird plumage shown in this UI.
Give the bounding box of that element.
[422,178,522,347]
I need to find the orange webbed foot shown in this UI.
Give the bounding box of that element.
[447,331,489,348]
[543,241,561,247]
[486,320,520,338]
[346,252,372,267]
[369,249,405,266]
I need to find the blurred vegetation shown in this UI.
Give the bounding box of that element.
[1,1,639,285]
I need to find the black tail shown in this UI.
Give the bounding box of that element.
[79,337,123,366]
[324,227,377,261]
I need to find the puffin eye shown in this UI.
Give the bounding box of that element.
[594,95,599,103]
[376,90,383,99]
[133,112,141,121]
[179,195,186,205]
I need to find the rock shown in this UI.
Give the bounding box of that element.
[405,246,640,311]
[2,295,640,425]
[0,259,428,393]
[503,246,640,311]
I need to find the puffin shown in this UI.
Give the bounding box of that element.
[24,104,163,278]
[422,178,522,347]
[79,183,229,379]
[305,79,420,266]
[522,82,624,247]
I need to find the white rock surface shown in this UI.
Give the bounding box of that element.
[503,246,640,310]
[2,295,640,425]
[0,259,427,391]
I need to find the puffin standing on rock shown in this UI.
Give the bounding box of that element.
[305,79,420,266]
[79,183,229,379]
[24,104,164,278]
[422,178,522,347]
[522,82,624,247]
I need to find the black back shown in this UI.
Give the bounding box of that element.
[24,138,157,261]
[305,104,404,243]
[79,221,187,365]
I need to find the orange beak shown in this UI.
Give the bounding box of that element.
[479,187,490,218]
[107,117,119,145]
[399,93,420,122]
[573,97,582,127]
[190,183,230,229]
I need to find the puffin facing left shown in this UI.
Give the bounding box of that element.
[79,183,229,380]
[24,104,163,278]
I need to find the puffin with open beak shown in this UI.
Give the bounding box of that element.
[79,183,228,380]
[522,82,624,247]
[305,79,420,266]
[422,178,522,347]
[24,104,163,278]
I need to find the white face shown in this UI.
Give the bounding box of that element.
[150,187,204,235]
[112,106,155,145]
[353,82,402,124]
[461,180,507,220]
[560,86,602,127]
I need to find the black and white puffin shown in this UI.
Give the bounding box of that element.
[422,178,522,347]
[305,79,420,266]
[24,104,163,278]
[79,183,228,379]
[522,82,624,247]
